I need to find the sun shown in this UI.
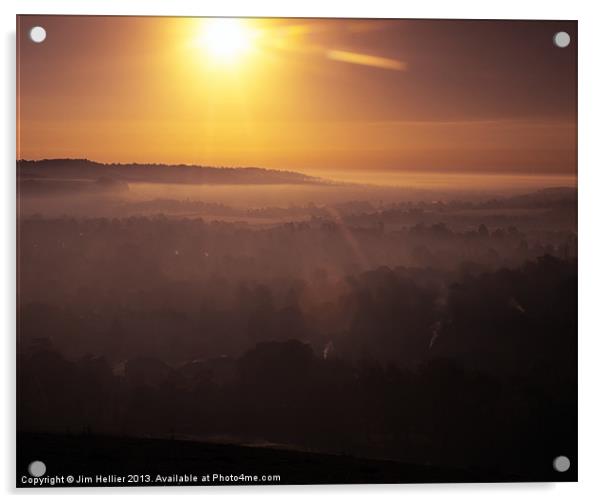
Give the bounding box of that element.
[197,19,256,63]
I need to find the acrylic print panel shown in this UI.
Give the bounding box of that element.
[16,15,577,487]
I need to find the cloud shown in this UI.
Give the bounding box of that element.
[326,50,407,71]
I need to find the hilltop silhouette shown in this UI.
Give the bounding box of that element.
[17,159,332,186]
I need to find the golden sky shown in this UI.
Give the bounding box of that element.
[17,16,577,183]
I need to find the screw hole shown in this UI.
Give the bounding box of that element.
[28,460,46,477]
[553,455,570,472]
[553,31,570,48]
[29,26,46,43]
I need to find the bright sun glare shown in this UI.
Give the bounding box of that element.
[198,19,256,63]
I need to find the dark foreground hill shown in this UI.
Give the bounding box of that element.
[17,432,574,487]
[17,159,330,186]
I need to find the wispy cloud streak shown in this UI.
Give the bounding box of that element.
[326,49,407,71]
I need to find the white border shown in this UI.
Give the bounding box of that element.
[3,1,601,502]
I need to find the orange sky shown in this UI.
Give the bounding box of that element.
[17,16,577,184]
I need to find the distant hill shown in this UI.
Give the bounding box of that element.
[17,159,331,186]
[503,187,577,207]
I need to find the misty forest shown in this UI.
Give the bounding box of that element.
[17,159,577,481]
